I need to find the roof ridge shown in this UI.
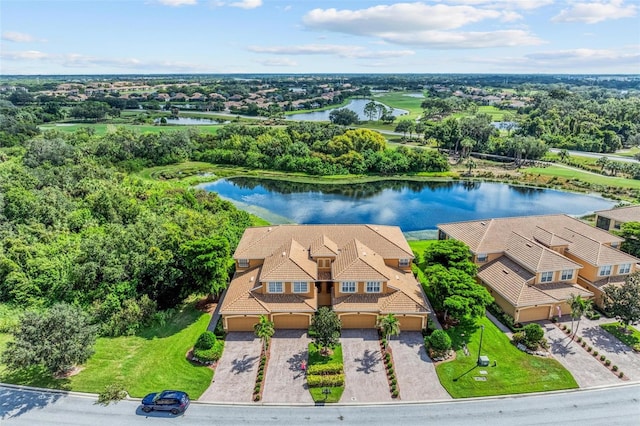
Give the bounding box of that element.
[476,219,495,252]
[355,239,393,280]
[365,224,412,257]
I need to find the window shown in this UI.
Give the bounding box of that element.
[477,253,488,263]
[268,282,283,293]
[366,281,381,293]
[561,269,574,280]
[293,281,308,293]
[540,271,553,283]
[614,222,621,230]
[341,281,356,293]
[399,258,410,267]
[599,265,612,277]
[619,263,631,274]
[238,259,249,268]
[611,242,620,248]
[318,259,331,268]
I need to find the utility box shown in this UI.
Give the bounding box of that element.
[478,356,490,367]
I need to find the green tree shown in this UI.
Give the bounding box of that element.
[603,273,640,330]
[2,303,97,375]
[465,158,477,175]
[377,313,401,347]
[364,100,378,121]
[423,239,477,276]
[180,236,231,301]
[567,294,591,337]
[522,323,545,349]
[309,307,341,356]
[426,329,451,356]
[617,222,640,258]
[329,108,359,126]
[596,156,610,172]
[558,149,569,163]
[395,119,414,139]
[254,315,275,352]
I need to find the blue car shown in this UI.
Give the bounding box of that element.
[141,390,190,415]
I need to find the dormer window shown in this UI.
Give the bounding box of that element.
[399,258,410,267]
[293,281,308,293]
[618,263,631,274]
[477,253,488,263]
[268,282,283,293]
[561,269,574,280]
[599,265,612,277]
[341,281,356,293]
[238,259,249,268]
[540,271,553,283]
[366,281,381,293]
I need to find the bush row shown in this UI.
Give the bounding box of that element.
[192,341,224,363]
[306,363,343,375]
[306,373,345,388]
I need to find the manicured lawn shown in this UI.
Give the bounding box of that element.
[435,316,578,398]
[39,123,221,135]
[307,343,344,403]
[601,322,640,349]
[374,92,424,119]
[408,239,438,257]
[0,305,214,398]
[524,166,640,189]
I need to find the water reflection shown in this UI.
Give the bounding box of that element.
[200,178,615,232]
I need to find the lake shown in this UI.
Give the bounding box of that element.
[287,99,409,122]
[200,178,615,237]
[153,117,224,125]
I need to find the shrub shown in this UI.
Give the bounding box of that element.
[192,340,224,362]
[612,365,618,371]
[581,341,586,347]
[561,324,567,330]
[605,360,611,366]
[257,373,263,381]
[254,385,261,393]
[391,384,396,392]
[254,394,260,402]
[195,331,217,350]
[96,383,127,406]
[587,346,592,352]
[512,331,525,345]
[565,328,571,335]
[214,320,226,338]
[392,390,399,398]
[306,373,345,388]
[522,323,545,350]
[388,367,394,375]
[619,372,624,378]
[306,364,343,375]
[576,336,582,343]
[593,351,599,356]
[600,355,606,361]
[428,329,452,354]
[633,343,640,352]
[391,378,397,386]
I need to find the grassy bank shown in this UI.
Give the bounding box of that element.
[40,123,222,135]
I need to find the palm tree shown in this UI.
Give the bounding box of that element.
[465,158,477,175]
[596,156,609,172]
[567,294,588,338]
[254,315,275,353]
[377,313,401,348]
[558,149,569,163]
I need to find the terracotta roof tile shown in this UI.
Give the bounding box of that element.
[332,239,391,282]
[595,205,640,223]
[505,232,582,273]
[560,228,639,266]
[310,235,339,257]
[260,239,317,281]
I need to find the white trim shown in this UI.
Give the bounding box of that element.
[540,271,553,283]
[599,265,612,277]
[341,281,356,293]
[618,263,631,274]
[268,281,283,293]
[561,269,574,281]
[366,281,381,293]
[293,281,308,293]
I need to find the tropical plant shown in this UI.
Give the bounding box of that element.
[309,307,341,356]
[254,315,275,352]
[427,329,452,356]
[603,273,640,330]
[377,313,401,348]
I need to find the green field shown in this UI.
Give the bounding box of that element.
[408,240,439,258]
[39,123,222,136]
[374,92,424,119]
[600,322,640,349]
[435,316,578,398]
[524,165,640,189]
[0,304,214,398]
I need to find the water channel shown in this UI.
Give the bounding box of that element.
[200,178,615,238]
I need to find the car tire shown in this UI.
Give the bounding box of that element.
[171,408,180,415]
[142,406,152,413]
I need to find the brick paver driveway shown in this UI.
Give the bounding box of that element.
[262,330,313,404]
[198,332,262,403]
[340,329,392,403]
[389,332,451,401]
[541,321,619,387]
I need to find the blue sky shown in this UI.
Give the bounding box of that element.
[1,0,639,75]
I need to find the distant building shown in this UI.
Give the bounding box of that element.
[595,205,640,231]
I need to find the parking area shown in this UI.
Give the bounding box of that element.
[198,332,262,403]
[340,329,392,403]
[389,332,451,401]
[261,330,313,404]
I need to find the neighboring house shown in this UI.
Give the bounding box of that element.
[220,225,430,332]
[594,205,640,232]
[438,214,639,322]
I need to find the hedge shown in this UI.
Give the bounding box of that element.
[193,340,224,362]
[306,364,343,375]
[306,373,345,388]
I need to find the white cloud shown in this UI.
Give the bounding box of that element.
[2,50,50,59]
[255,58,298,67]
[552,0,636,24]
[158,0,198,6]
[248,44,415,59]
[2,31,44,43]
[439,0,553,10]
[377,30,543,48]
[229,0,262,9]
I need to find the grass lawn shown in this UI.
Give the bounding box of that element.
[0,304,214,399]
[524,166,640,189]
[39,123,221,136]
[408,240,439,257]
[435,316,578,398]
[600,322,640,349]
[374,92,424,119]
[307,343,344,403]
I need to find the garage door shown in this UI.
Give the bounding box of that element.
[225,316,260,332]
[398,316,424,331]
[340,314,377,329]
[273,314,310,329]
[518,306,550,323]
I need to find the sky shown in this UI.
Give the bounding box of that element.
[1,0,639,75]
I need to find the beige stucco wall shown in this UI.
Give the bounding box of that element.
[481,283,517,319]
[339,313,378,328]
[334,281,389,297]
[397,315,425,331]
[224,315,260,332]
[259,281,316,297]
[473,252,502,265]
[272,313,312,329]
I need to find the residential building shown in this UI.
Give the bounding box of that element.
[438,214,639,322]
[220,225,430,332]
[594,205,640,232]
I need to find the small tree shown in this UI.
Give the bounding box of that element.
[568,294,592,337]
[427,329,452,357]
[254,315,275,353]
[96,383,127,406]
[603,273,640,330]
[309,307,341,356]
[522,323,545,350]
[377,313,401,347]
[2,303,97,375]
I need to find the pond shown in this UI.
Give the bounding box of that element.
[286,99,409,122]
[153,117,224,125]
[199,178,615,237]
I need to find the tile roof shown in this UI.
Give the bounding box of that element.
[332,239,391,282]
[591,274,628,290]
[260,239,318,281]
[559,228,640,266]
[505,232,582,273]
[310,235,339,257]
[532,226,571,248]
[234,224,413,260]
[478,256,592,307]
[438,214,622,254]
[595,205,640,223]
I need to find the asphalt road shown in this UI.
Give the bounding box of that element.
[2,383,639,426]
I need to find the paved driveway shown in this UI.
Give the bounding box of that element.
[340,329,392,403]
[262,330,313,404]
[198,332,262,403]
[541,321,619,387]
[389,332,451,401]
